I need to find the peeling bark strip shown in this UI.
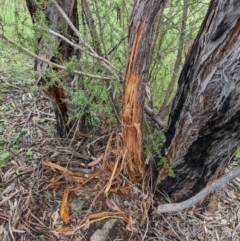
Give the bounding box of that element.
[156,0,240,202]
[122,0,167,182]
[26,0,80,137]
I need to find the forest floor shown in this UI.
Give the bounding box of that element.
[0,73,240,241]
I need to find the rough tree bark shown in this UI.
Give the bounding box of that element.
[122,0,167,183]
[26,0,80,137]
[155,0,240,202]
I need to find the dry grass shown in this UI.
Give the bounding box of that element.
[0,74,239,241]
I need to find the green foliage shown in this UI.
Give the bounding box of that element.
[12,132,21,146]
[236,148,240,159]
[64,56,79,74]
[0,151,10,166]
[65,88,89,121]
[144,126,165,159]
[149,0,209,112]
[26,150,33,157]
[158,157,176,178]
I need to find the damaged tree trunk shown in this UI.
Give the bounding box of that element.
[26,0,80,137]
[122,0,167,183]
[155,0,240,202]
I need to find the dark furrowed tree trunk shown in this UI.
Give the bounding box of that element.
[122,0,167,183]
[155,0,240,202]
[26,0,80,137]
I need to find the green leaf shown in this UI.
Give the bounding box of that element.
[236,148,240,159]
[26,150,33,157]
[12,132,21,145]
[0,138,7,144]
[0,151,10,161]
[38,118,46,123]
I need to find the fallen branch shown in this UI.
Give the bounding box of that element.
[155,166,240,214]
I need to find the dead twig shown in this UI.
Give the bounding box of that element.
[0,190,20,206]
[144,104,166,130]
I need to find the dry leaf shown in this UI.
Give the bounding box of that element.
[51,209,60,227]
[87,154,103,167]
[0,225,4,235]
[221,219,228,225]
[126,216,133,231]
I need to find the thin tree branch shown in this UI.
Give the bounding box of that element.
[93,0,107,58]
[53,1,120,78]
[144,104,166,130]
[0,33,112,81]
[155,166,240,214]
[82,0,103,56]
[48,29,112,72]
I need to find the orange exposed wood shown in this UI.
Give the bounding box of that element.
[122,22,145,183]
[60,189,70,224]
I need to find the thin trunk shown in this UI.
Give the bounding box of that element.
[82,0,103,56]
[81,0,121,125]
[159,0,188,120]
[26,0,80,137]
[155,0,240,202]
[122,0,167,183]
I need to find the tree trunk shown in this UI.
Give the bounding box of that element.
[155,0,240,202]
[122,0,167,183]
[26,0,80,137]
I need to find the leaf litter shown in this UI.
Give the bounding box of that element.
[0,74,239,240]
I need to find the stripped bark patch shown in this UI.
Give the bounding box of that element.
[122,22,145,183]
